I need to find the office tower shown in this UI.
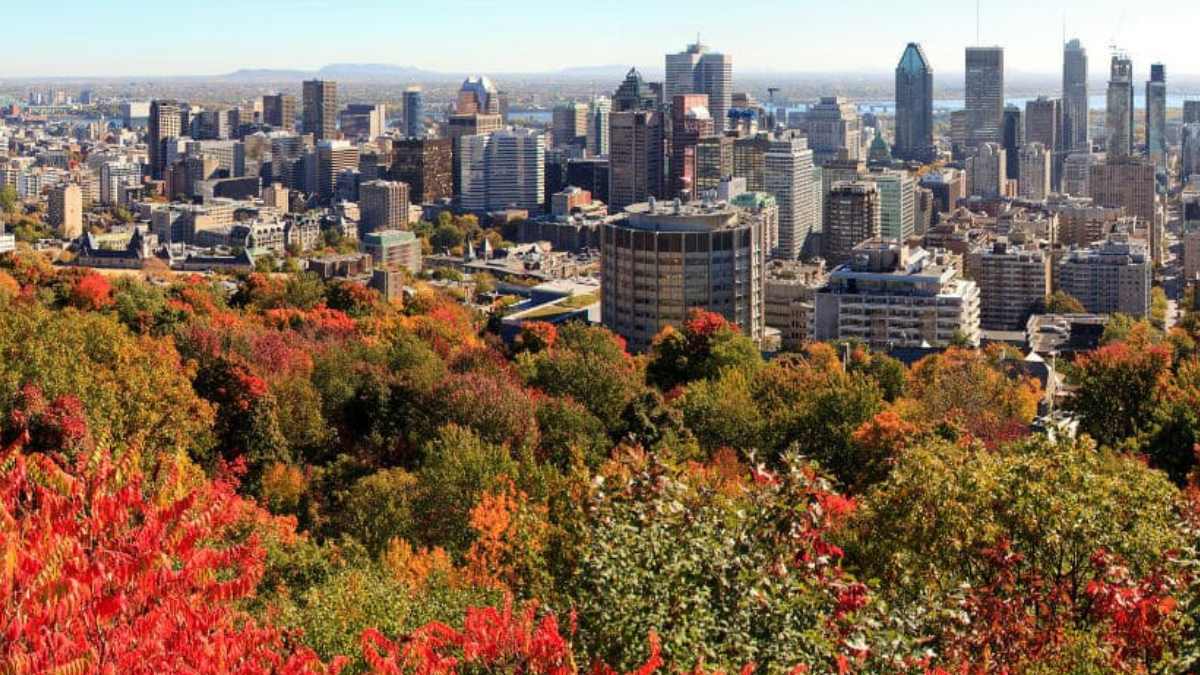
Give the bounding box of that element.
[339,104,386,140]
[552,102,589,149]
[456,76,500,115]
[950,110,968,159]
[403,88,425,138]
[148,100,186,180]
[1063,39,1090,154]
[668,94,714,199]
[48,184,82,240]
[192,109,237,140]
[390,138,453,204]
[814,239,980,348]
[1002,105,1023,181]
[1183,124,1200,180]
[99,162,142,206]
[1063,152,1103,198]
[613,68,657,112]
[894,42,935,163]
[359,180,411,235]
[588,97,612,156]
[1025,97,1061,189]
[806,97,863,164]
[733,133,772,191]
[302,80,338,141]
[967,142,1005,198]
[447,112,504,195]
[695,136,733,196]
[869,170,916,241]
[1018,143,1051,201]
[609,110,664,211]
[566,158,610,204]
[485,129,546,213]
[317,140,359,202]
[1089,156,1156,224]
[765,132,817,260]
[263,94,295,131]
[979,241,1052,330]
[1185,100,1200,125]
[1146,64,1167,170]
[1058,236,1151,316]
[458,135,490,212]
[823,181,881,266]
[600,200,768,352]
[965,47,1004,148]
[919,168,967,215]
[665,41,733,133]
[1106,53,1134,156]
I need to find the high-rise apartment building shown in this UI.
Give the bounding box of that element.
[316,140,358,202]
[733,133,772,192]
[664,41,733,133]
[601,200,768,352]
[668,94,713,199]
[263,94,295,132]
[403,88,425,138]
[359,180,411,235]
[979,241,1052,330]
[965,47,1005,148]
[823,181,881,266]
[765,132,817,260]
[485,129,546,213]
[894,42,935,163]
[608,110,664,211]
[1146,64,1167,170]
[1106,53,1135,157]
[1025,97,1062,189]
[813,239,981,348]
[48,183,82,240]
[1058,235,1151,316]
[967,142,1006,198]
[695,135,734,196]
[1063,39,1090,154]
[149,99,186,180]
[1018,143,1052,201]
[806,97,863,164]
[448,112,504,195]
[390,138,453,204]
[302,80,338,142]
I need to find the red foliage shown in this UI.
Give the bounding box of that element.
[0,395,340,675]
[683,309,738,339]
[68,271,114,311]
[1085,552,1180,669]
[516,322,558,354]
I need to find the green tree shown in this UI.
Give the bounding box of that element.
[646,310,762,392]
[0,185,17,215]
[1044,290,1087,314]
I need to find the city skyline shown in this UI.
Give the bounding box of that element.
[1,0,1197,78]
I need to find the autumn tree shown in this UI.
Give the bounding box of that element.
[1068,340,1173,449]
[645,310,762,392]
[1044,290,1087,314]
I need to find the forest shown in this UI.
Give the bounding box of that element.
[3,249,1200,675]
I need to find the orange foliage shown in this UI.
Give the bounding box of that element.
[68,271,114,310]
[382,539,457,594]
[464,480,549,591]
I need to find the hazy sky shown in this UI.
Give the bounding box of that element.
[1,0,1196,77]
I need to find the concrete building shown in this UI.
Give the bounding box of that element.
[823,181,881,266]
[1146,64,1168,170]
[339,104,385,140]
[148,100,186,180]
[814,239,981,348]
[763,132,820,260]
[608,110,664,211]
[695,135,734,196]
[552,102,589,149]
[588,97,612,156]
[868,170,916,241]
[48,183,82,240]
[1183,226,1200,281]
[460,129,546,213]
[361,229,422,273]
[967,142,1005,198]
[965,47,1005,148]
[1063,39,1090,155]
[733,133,772,192]
[99,162,142,206]
[390,138,453,204]
[403,88,425,138]
[317,140,359,202]
[668,94,713,199]
[1106,53,1135,157]
[920,168,967,215]
[1089,156,1156,225]
[359,180,411,235]
[894,42,935,163]
[600,199,768,352]
[1058,235,1151,316]
[302,80,338,141]
[448,112,504,195]
[765,259,827,350]
[979,241,1052,330]
[1018,143,1052,201]
[665,41,733,134]
[1063,152,1103,198]
[1025,96,1061,189]
[805,97,862,164]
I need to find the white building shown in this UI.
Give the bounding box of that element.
[764,132,817,260]
[1018,142,1051,201]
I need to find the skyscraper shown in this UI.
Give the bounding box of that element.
[664,41,733,133]
[316,140,358,202]
[894,43,935,163]
[48,184,82,240]
[823,181,881,267]
[967,142,1006,198]
[609,110,664,211]
[1106,52,1134,157]
[588,97,612,156]
[1063,39,1090,154]
[148,100,186,181]
[552,102,590,149]
[1002,105,1023,182]
[965,47,1004,148]
[359,180,411,235]
[302,80,338,141]
[403,88,425,138]
[390,138,452,204]
[613,68,657,112]
[456,76,501,115]
[764,131,817,260]
[1025,97,1062,189]
[263,94,296,132]
[668,94,713,199]
[805,97,863,164]
[1018,143,1051,201]
[339,104,385,140]
[1147,64,1167,170]
[484,129,546,213]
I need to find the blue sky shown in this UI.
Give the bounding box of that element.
[1,0,1195,77]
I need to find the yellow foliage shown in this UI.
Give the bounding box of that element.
[381,538,456,594]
